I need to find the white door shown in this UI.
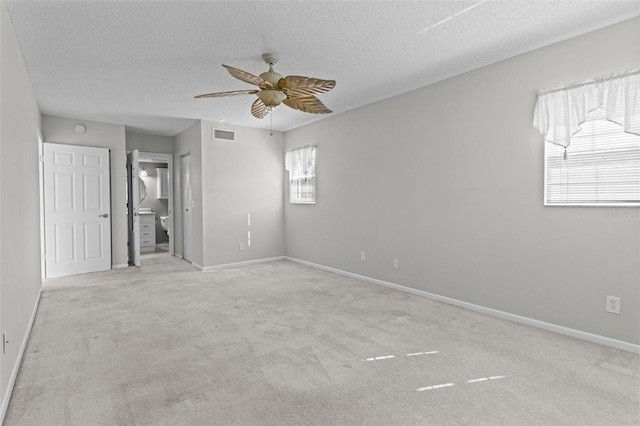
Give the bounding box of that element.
[182,154,193,262]
[44,143,111,278]
[127,150,141,267]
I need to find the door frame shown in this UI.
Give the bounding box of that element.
[131,151,175,257]
[37,129,45,278]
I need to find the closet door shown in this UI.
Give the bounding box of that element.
[44,143,111,278]
[181,154,192,262]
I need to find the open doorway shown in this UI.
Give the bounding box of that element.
[127,151,174,265]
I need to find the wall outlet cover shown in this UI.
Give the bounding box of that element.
[606,296,621,314]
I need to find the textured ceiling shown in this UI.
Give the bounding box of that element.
[5,1,640,136]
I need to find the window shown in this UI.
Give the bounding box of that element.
[285,145,316,204]
[534,71,640,206]
[545,107,640,205]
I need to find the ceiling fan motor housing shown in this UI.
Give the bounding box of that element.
[259,68,283,87]
[259,53,284,87]
[262,53,279,66]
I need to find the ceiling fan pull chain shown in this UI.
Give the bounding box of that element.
[270,110,274,136]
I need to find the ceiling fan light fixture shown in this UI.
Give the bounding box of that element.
[257,89,286,107]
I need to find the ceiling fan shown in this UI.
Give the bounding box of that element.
[195,53,336,119]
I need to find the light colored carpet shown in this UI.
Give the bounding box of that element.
[4,254,639,425]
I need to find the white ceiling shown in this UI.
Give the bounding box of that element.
[5,1,639,136]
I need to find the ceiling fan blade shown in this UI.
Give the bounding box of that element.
[251,98,272,119]
[223,64,273,89]
[283,95,332,114]
[278,76,336,97]
[194,90,258,99]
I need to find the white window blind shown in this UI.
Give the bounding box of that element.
[545,107,640,205]
[285,145,316,204]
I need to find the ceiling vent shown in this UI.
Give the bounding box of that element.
[213,128,236,141]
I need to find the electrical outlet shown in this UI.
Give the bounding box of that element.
[393,258,399,269]
[606,296,621,314]
[239,242,245,251]
[361,251,366,261]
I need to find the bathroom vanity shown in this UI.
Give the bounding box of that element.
[139,212,156,252]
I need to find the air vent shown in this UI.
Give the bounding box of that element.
[213,128,235,141]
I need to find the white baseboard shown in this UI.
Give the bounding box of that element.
[285,257,640,354]
[111,264,128,269]
[197,256,286,272]
[175,254,183,259]
[1,289,42,423]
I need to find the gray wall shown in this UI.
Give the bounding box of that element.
[126,131,174,154]
[173,120,284,268]
[284,18,640,345]
[200,120,284,266]
[0,0,42,416]
[41,116,128,268]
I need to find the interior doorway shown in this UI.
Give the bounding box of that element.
[126,151,174,264]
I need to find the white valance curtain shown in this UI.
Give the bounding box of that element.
[285,145,316,179]
[533,70,640,149]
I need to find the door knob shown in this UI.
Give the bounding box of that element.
[99,213,109,218]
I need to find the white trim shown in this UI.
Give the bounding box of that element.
[1,289,42,423]
[111,264,128,269]
[285,257,640,354]
[197,256,286,272]
[37,128,45,280]
[175,254,183,259]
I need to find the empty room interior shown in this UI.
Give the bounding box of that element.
[1,1,639,425]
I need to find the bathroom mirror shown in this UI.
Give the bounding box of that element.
[139,178,147,203]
